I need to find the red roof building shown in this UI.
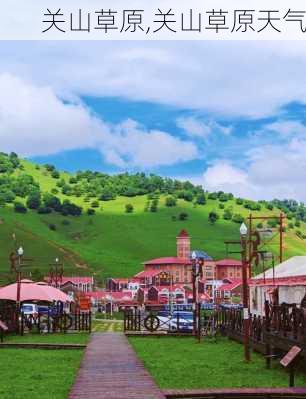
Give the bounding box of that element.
[215,259,242,280]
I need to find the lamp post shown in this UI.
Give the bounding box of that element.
[16,246,24,311]
[191,251,203,338]
[240,223,251,362]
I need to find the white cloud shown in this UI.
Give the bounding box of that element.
[176,116,232,139]
[176,117,212,138]
[202,138,306,201]
[0,73,198,169]
[3,41,306,118]
[264,120,306,138]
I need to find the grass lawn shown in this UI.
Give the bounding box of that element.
[92,320,123,333]
[129,336,306,389]
[4,332,90,345]
[0,348,83,399]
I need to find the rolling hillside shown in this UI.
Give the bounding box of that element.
[0,155,305,285]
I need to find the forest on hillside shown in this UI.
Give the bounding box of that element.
[0,152,306,236]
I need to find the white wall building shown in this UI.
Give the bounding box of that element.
[249,256,306,316]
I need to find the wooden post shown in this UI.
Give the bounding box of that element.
[197,302,201,343]
[280,213,284,264]
[241,232,250,362]
[289,365,295,387]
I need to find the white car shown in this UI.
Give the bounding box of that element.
[21,303,39,318]
[157,311,193,332]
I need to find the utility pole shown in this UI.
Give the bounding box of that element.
[240,223,251,362]
[49,258,64,288]
[191,252,203,339]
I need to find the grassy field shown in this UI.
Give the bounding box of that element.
[0,348,83,399]
[0,159,305,282]
[129,336,306,389]
[5,332,90,345]
[0,332,87,398]
[91,320,123,333]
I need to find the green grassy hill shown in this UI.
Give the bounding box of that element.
[0,156,305,284]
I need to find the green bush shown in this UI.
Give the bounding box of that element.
[14,202,27,213]
[125,204,134,213]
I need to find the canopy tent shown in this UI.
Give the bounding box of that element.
[0,279,72,303]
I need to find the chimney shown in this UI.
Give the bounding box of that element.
[177,230,190,260]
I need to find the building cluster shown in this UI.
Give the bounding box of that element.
[44,230,306,314]
[87,230,244,310]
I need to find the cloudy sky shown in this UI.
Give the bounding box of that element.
[1,41,306,201]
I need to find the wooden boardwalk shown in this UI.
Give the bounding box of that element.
[69,333,166,399]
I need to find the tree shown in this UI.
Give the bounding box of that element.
[87,208,95,215]
[223,209,232,220]
[165,196,177,207]
[179,212,188,221]
[236,198,244,205]
[91,200,99,208]
[26,191,41,210]
[196,193,206,205]
[208,211,219,224]
[232,213,244,224]
[51,170,60,179]
[125,204,134,213]
[14,201,27,214]
[208,192,218,200]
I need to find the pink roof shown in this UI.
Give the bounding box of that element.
[143,257,191,266]
[177,229,189,238]
[0,281,72,303]
[111,278,129,284]
[134,270,162,278]
[249,275,306,287]
[219,280,242,291]
[87,291,106,300]
[45,276,93,285]
[216,259,242,267]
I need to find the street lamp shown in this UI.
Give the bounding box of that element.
[191,251,203,339]
[240,223,250,362]
[16,246,24,311]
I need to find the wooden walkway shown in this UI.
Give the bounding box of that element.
[69,333,166,399]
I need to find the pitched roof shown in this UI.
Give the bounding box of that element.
[253,256,306,280]
[143,257,191,265]
[45,276,93,285]
[134,270,163,278]
[191,250,213,261]
[216,259,242,267]
[218,280,242,291]
[177,229,189,238]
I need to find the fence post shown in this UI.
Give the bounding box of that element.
[197,302,201,342]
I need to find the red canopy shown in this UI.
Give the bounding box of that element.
[0,280,72,303]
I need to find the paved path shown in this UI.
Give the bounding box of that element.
[69,333,166,399]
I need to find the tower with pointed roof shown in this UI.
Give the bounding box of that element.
[176,229,190,260]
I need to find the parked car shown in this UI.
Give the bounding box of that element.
[21,303,38,318]
[157,311,193,332]
[37,305,51,316]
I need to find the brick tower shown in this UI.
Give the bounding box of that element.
[177,229,190,260]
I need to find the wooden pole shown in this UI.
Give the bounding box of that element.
[241,233,250,362]
[280,213,284,264]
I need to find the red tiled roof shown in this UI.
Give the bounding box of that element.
[143,257,191,265]
[249,275,306,287]
[45,276,93,285]
[87,291,106,300]
[111,278,129,284]
[177,229,189,238]
[134,270,162,278]
[216,259,242,267]
[219,280,242,291]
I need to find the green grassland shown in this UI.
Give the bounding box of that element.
[0,348,83,399]
[0,159,305,283]
[129,336,306,389]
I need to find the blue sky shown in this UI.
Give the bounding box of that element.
[1,41,306,200]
